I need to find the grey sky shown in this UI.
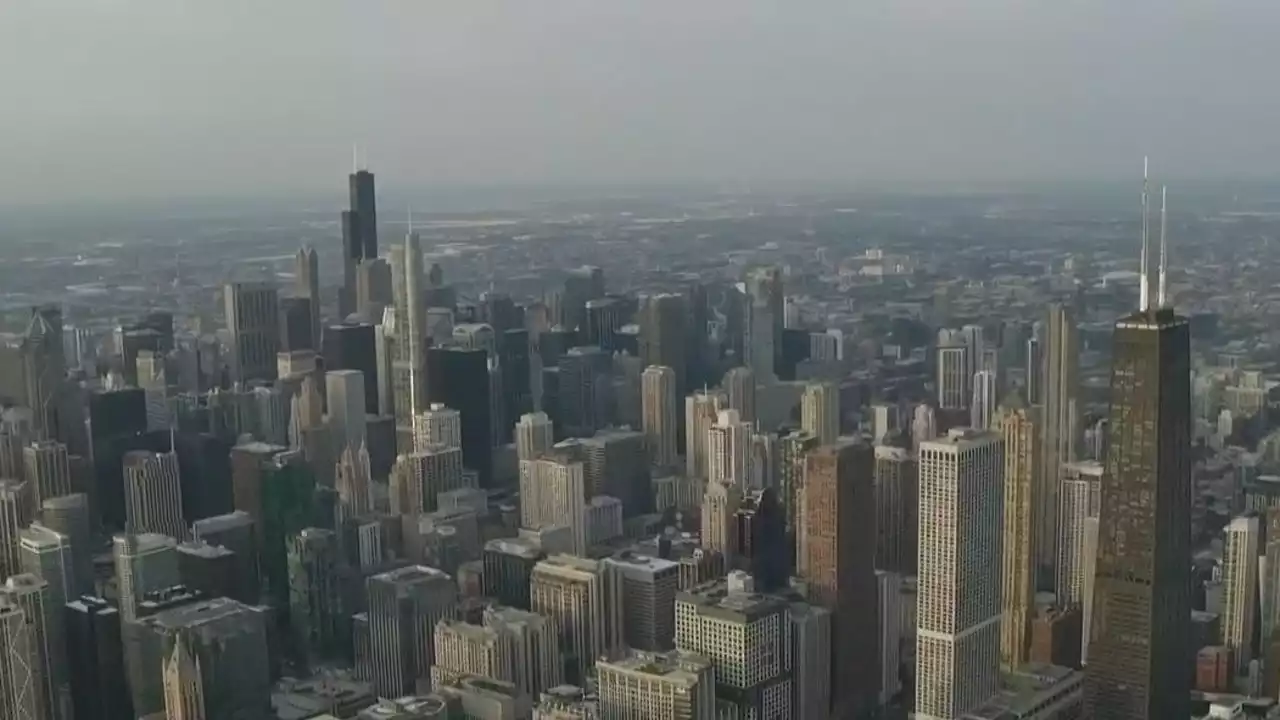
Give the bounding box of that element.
[2,1,1279,205]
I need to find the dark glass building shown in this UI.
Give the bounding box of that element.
[427,347,493,487]
[349,169,378,260]
[498,329,532,440]
[322,322,379,414]
[733,488,789,592]
[174,431,234,523]
[279,296,315,352]
[66,596,133,720]
[1085,307,1191,720]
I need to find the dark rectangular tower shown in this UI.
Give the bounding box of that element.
[349,169,378,260]
[1085,307,1191,720]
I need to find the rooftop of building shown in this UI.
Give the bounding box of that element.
[371,564,452,584]
[176,540,233,559]
[601,650,712,681]
[233,440,289,455]
[485,536,543,559]
[358,695,451,719]
[959,664,1083,720]
[271,671,373,720]
[605,550,679,573]
[149,596,261,631]
[535,554,603,575]
[678,579,789,620]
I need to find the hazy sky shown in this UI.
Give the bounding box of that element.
[3,1,1279,205]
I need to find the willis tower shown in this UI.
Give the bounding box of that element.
[1086,163,1191,720]
[341,152,378,317]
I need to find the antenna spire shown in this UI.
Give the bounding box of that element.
[407,207,414,235]
[1138,156,1150,311]
[352,144,358,173]
[1158,185,1168,308]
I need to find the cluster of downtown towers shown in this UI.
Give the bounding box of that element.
[0,165,1191,720]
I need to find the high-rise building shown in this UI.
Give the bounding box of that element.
[287,527,343,668]
[516,412,555,464]
[113,532,180,622]
[433,605,562,700]
[414,403,462,452]
[224,282,280,383]
[41,493,94,596]
[65,596,133,720]
[641,367,678,469]
[390,229,428,450]
[970,370,997,430]
[707,408,751,488]
[123,448,186,539]
[23,440,71,508]
[391,447,466,517]
[876,570,903,706]
[0,599,36,720]
[936,343,969,411]
[1040,303,1079,574]
[700,480,742,561]
[675,578,793,718]
[722,366,756,423]
[684,390,724,480]
[0,479,33,579]
[530,554,625,684]
[367,565,459,698]
[733,488,789,592]
[999,395,1039,671]
[778,430,818,546]
[295,246,322,353]
[603,554,679,652]
[915,428,1003,720]
[1086,296,1192,719]
[2,575,57,720]
[595,649,715,720]
[874,444,917,575]
[1056,461,1102,609]
[638,293,688,397]
[154,598,271,720]
[578,430,651,518]
[428,347,494,487]
[801,382,839,446]
[484,537,545,610]
[1223,515,1261,670]
[799,440,878,717]
[556,346,611,439]
[190,511,258,604]
[520,451,590,554]
[745,266,784,382]
[327,369,368,457]
[911,403,937,454]
[323,322,380,414]
[789,599,833,720]
[335,442,373,522]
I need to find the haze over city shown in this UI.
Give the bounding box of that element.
[4,1,1280,206]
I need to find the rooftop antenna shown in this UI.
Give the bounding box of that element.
[1139,156,1150,311]
[352,143,359,173]
[1158,185,1168,308]
[407,207,414,235]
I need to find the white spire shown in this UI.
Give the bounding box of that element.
[1139,156,1150,311]
[352,143,359,173]
[1158,185,1168,308]
[407,206,414,235]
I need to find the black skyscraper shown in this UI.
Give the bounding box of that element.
[66,596,134,720]
[280,296,316,352]
[173,432,234,522]
[349,169,378,259]
[499,329,532,438]
[323,322,379,414]
[734,488,789,592]
[1085,306,1191,719]
[428,347,493,487]
[89,388,171,529]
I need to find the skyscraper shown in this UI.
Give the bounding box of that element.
[23,440,71,508]
[0,599,36,720]
[675,576,793,719]
[707,408,751,488]
[602,553,679,652]
[684,390,724,480]
[516,412,555,464]
[638,293,688,397]
[287,527,343,668]
[596,650,715,720]
[113,532,180,622]
[224,282,280,384]
[745,265,784,381]
[391,229,428,450]
[2,575,57,720]
[295,245,322,353]
[936,342,969,411]
[1222,514,1260,671]
[700,480,742,561]
[874,443,917,575]
[1086,179,1192,718]
[970,370,997,430]
[801,382,839,446]
[916,428,1003,720]
[154,598,271,720]
[22,304,67,443]
[433,605,562,700]
[427,347,494,487]
[1056,461,1102,610]
[327,369,368,457]
[800,440,878,718]
[335,442,373,522]
[40,493,94,596]
[414,403,462,452]
[999,394,1039,671]
[0,479,33,579]
[641,366,678,469]
[123,448,186,539]
[530,554,624,684]
[65,596,133,720]
[1040,303,1079,575]
[349,167,379,260]
[519,452,589,554]
[367,565,459,698]
[722,366,756,423]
